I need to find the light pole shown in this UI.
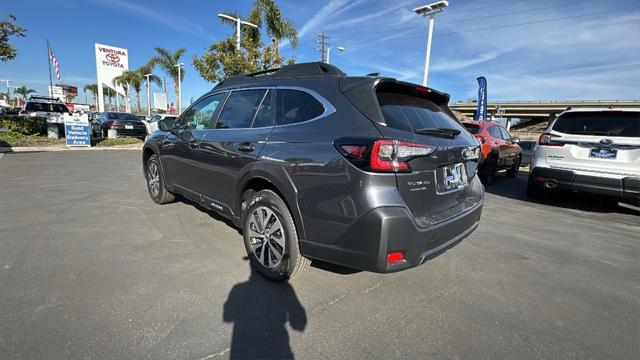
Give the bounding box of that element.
[7,85,19,106]
[217,13,259,51]
[414,1,448,87]
[173,63,184,115]
[326,46,344,65]
[145,73,152,117]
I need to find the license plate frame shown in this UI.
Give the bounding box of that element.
[589,148,617,160]
[436,162,468,194]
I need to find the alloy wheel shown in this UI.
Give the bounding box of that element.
[147,162,160,198]
[248,206,286,268]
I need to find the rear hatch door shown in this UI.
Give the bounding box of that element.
[343,79,482,225]
[547,110,640,176]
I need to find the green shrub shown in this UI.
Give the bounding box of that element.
[0,115,48,135]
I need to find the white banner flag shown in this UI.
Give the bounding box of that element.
[153,92,167,110]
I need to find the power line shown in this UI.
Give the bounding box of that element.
[333,6,640,41]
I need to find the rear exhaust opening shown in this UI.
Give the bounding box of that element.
[544,180,557,189]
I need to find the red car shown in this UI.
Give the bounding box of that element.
[462,120,522,185]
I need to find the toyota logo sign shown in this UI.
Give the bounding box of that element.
[105,53,120,63]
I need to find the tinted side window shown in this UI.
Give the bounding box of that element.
[487,126,501,139]
[216,90,266,129]
[463,123,481,134]
[499,126,511,140]
[276,89,324,126]
[252,90,273,128]
[179,93,225,130]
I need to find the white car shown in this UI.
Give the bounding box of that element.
[144,114,177,134]
[528,108,639,203]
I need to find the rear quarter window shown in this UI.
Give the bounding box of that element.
[463,123,481,134]
[376,92,463,133]
[276,89,324,126]
[552,112,640,137]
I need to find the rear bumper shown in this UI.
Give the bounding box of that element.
[299,199,483,273]
[529,167,640,203]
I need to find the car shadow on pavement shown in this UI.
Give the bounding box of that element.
[484,170,637,215]
[223,263,307,359]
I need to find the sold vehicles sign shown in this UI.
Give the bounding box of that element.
[64,114,91,147]
[95,43,129,112]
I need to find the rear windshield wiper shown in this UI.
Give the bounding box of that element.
[414,128,461,139]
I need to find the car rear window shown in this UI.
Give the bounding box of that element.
[377,92,464,133]
[463,123,481,134]
[25,102,69,113]
[108,113,141,121]
[552,112,640,137]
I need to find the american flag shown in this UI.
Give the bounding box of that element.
[49,47,61,81]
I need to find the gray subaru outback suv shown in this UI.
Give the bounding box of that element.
[142,62,484,281]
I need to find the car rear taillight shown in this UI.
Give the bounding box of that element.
[339,139,436,173]
[105,121,115,129]
[538,133,564,147]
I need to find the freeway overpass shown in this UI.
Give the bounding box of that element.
[449,100,640,126]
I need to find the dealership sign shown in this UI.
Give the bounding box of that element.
[64,114,91,147]
[95,43,129,112]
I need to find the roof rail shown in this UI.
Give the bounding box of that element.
[29,95,63,102]
[215,62,346,89]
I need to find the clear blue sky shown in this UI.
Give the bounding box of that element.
[2,0,639,106]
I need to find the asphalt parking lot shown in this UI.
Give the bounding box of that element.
[0,150,638,360]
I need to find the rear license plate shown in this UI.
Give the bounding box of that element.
[590,148,617,159]
[125,124,134,130]
[436,162,468,194]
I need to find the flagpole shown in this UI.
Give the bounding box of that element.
[47,39,54,97]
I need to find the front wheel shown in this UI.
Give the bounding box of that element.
[145,154,175,204]
[242,190,310,282]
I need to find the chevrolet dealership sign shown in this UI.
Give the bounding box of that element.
[95,43,129,112]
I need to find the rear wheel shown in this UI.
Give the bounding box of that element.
[480,156,497,185]
[526,178,545,199]
[506,156,521,178]
[146,154,175,204]
[242,190,310,282]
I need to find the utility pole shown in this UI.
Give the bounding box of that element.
[315,32,330,63]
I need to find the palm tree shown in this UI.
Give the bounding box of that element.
[103,85,114,111]
[150,48,186,113]
[14,86,36,100]
[130,63,162,114]
[257,0,298,60]
[113,70,139,112]
[83,84,98,108]
[219,1,297,64]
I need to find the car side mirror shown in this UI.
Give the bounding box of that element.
[511,137,520,144]
[158,117,175,132]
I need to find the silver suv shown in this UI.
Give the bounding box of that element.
[22,96,69,125]
[528,108,640,203]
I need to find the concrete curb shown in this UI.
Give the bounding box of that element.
[0,144,143,153]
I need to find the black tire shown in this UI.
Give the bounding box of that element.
[526,179,544,199]
[242,189,310,282]
[145,154,175,204]
[480,156,497,186]
[506,156,521,178]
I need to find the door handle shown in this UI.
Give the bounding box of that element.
[188,141,198,149]
[238,142,255,152]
